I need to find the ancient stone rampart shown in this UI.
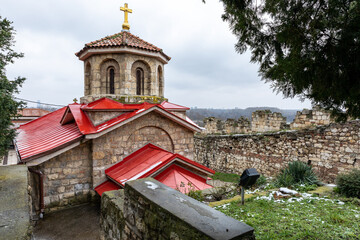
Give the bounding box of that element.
[100,178,255,240]
[203,117,251,135]
[203,108,333,134]
[290,108,332,130]
[251,110,287,132]
[195,120,360,183]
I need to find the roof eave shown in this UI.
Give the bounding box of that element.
[77,46,170,64]
[23,138,84,166]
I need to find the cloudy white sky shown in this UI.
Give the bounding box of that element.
[1,0,312,109]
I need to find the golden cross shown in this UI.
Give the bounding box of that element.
[120,3,132,31]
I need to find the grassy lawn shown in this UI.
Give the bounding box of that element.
[211,172,240,183]
[214,193,360,239]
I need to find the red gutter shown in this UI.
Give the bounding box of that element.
[28,168,45,218]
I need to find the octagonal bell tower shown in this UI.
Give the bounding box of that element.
[76,3,171,104]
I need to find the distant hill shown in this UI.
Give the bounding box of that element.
[187,107,300,127]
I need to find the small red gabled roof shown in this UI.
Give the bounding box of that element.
[106,144,173,186]
[94,180,120,196]
[154,165,213,193]
[16,107,83,162]
[160,101,190,111]
[105,143,214,187]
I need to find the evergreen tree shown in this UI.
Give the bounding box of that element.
[218,0,360,120]
[0,16,26,157]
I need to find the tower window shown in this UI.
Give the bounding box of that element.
[158,66,163,97]
[136,68,144,95]
[107,67,115,94]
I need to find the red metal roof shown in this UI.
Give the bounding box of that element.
[160,101,190,110]
[154,165,213,193]
[94,180,120,196]
[76,31,170,60]
[105,143,214,187]
[16,98,200,162]
[16,107,83,161]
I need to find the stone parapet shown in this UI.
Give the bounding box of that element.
[195,120,360,183]
[100,178,255,240]
[290,108,332,130]
[251,110,287,132]
[203,117,251,135]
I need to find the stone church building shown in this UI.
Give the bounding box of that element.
[15,5,213,217]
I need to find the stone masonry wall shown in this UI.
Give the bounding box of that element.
[100,178,254,240]
[195,120,360,183]
[251,110,287,132]
[92,111,194,186]
[203,117,251,135]
[290,108,332,130]
[38,142,94,212]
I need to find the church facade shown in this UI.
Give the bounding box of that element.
[15,4,212,216]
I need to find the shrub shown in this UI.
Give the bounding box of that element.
[275,161,319,187]
[336,169,360,198]
[187,189,204,202]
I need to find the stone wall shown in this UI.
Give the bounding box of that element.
[251,110,287,132]
[36,142,94,212]
[203,117,251,135]
[290,108,332,130]
[195,120,360,183]
[203,108,334,134]
[92,111,194,186]
[100,178,254,240]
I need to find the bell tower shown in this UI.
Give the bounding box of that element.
[76,3,171,104]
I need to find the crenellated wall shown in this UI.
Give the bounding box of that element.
[251,110,287,132]
[203,117,251,135]
[290,108,333,130]
[203,108,333,135]
[195,120,360,183]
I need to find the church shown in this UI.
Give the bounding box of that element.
[15,4,214,216]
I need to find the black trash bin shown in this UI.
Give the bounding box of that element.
[239,168,260,205]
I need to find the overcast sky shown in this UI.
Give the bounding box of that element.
[1,0,312,109]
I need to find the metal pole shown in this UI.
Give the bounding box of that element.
[241,187,244,205]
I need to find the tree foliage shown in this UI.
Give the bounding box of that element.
[0,16,25,157]
[219,0,360,120]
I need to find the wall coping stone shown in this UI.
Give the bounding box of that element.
[126,178,254,240]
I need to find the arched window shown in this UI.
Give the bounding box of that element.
[158,66,163,97]
[107,67,115,94]
[85,62,91,96]
[136,68,144,95]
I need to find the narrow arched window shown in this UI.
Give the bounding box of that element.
[136,68,144,95]
[107,67,115,94]
[158,66,163,97]
[85,63,91,96]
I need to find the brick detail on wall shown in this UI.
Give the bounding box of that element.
[195,120,360,183]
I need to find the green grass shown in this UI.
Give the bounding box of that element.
[211,172,240,183]
[214,195,360,239]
